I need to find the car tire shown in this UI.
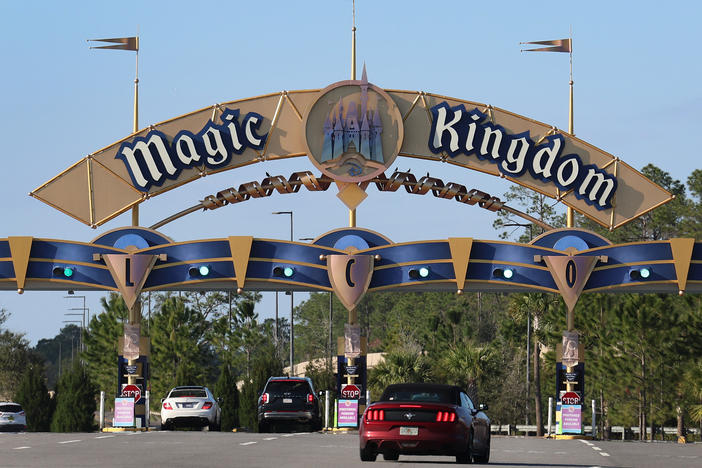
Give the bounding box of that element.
[472,435,489,464]
[473,450,489,464]
[456,432,473,464]
[360,446,377,462]
[209,421,221,431]
[258,422,269,433]
[382,451,399,461]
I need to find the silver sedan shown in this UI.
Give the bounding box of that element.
[160,386,221,431]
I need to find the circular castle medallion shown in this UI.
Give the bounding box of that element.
[304,73,403,183]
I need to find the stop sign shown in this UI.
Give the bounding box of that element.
[561,391,580,405]
[341,384,361,399]
[121,384,141,402]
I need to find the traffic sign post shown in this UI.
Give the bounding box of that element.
[120,384,142,427]
[121,384,142,402]
[341,384,361,400]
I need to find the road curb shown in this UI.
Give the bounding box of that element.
[544,434,594,440]
[102,427,149,432]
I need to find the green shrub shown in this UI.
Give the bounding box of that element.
[214,365,239,430]
[50,361,97,432]
[14,363,54,431]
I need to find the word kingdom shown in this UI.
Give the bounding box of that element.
[428,102,617,210]
[116,108,267,191]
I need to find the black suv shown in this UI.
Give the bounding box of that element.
[257,376,322,432]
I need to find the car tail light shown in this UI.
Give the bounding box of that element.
[261,393,269,404]
[163,402,173,410]
[435,411,456,422]
[366,409,385,422]
[202,401,213,409]
[307,393,314,403]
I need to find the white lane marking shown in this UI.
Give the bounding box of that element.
[58,439,81,444]
[282,433,296,437]
[592,447,602,451]
[95,435,115,439]
[13,446,30,450]
[240,441,257,446]
[528,450,545,453]
[263,437,278,441]
[554,451,568,454]
[600,452,610,457]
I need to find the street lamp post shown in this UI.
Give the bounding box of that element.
[65,295,89,351]
[62,320,82,362]
[273,211,294,375]
[503,222,533,425]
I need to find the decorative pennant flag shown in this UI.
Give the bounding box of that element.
[520,38,571,53]
[88,36,139,51]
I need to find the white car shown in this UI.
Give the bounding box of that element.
[0,402,27,431]
[160,386,221,431]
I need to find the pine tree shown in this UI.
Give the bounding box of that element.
[82,293,128,403]
[51,361,97,432]
[14,363,54,431]
[214,365,239,431]
[149,294,213,400]
[239,347,283,431]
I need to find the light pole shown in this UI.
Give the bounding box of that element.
[273,211,294,375]
[65,295,88,350]
[503,223,533,426]
[64,314,84,351]
[301,237,333,366]
[62,320,82,362]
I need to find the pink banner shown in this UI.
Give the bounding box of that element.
[338,399,358,427]
[114,397,134,427]
[561,404,581,433]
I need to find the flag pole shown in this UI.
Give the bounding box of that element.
[566,33,574,228]
[132,41,140,226]
[88,35,140,226]
[349,0,357,228]
[520,36,575,227]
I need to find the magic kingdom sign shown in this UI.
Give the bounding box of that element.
[31,68,671,230]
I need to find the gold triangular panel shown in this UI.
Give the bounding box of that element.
[8,236,33,290]
[103,254,158,310]
[89,159,143,226]
[327,254,374,311]
[448,237,473,291]
[31,159,91,226]
[229,236,253,290]
[543,255,599,313]
[669,238,695,293]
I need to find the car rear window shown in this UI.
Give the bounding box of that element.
[169,389,206,398]
[381,388,455,404]
[265,380,310,394]
[0,404,22,413]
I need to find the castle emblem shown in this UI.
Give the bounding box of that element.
[304,67,403,183]
[321,68,384,167]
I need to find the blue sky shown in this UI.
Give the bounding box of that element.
[1,0,700,344]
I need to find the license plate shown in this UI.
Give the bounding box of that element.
[400,426,418,436]
[179,403,193,408]
[283,398,293,404]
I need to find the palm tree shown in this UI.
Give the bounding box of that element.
[370,350,433,399]
[440,342,495,401]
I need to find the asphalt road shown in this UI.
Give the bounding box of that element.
[1,430,701,468]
